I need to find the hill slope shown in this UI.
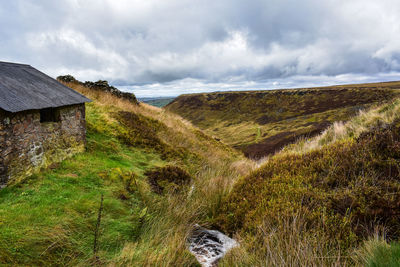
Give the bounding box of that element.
[0,81,248,266]
[1,79,399,266]
[166,81,400,159]
[216,98,400,266]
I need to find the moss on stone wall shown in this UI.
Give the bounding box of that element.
[0,104,86,185]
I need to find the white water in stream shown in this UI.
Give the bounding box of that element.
[188,224,238,267]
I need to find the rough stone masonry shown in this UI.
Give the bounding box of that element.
[0,104,86,186]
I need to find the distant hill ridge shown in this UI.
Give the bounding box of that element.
[166,81,400,159]
[139,97,176,108]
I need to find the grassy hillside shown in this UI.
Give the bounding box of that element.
[166,81,400,159]
[216,98,400,266]
[1,79,399,266]
[0,82,249,265]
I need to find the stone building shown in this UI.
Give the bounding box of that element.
[0,61,91,187]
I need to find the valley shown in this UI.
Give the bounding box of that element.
[0,80,399,266]
[166,81,400,159]
[138,97,176,108]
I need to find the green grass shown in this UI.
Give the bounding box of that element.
[0,82,246,266]
[3,79,400,266]
[366,242,400,267]
[0,102,166,265]
[255,127,261,142]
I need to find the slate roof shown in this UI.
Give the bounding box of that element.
[0,61,91,113]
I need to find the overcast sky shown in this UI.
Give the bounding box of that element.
[1,0,400,97]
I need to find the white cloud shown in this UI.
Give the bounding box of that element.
[26,28,129,79]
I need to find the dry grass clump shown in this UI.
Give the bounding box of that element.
[220,214,349,266]
[113,157,249,266]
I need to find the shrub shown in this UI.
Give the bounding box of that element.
[145,165,192,194]
[57,74,78,83]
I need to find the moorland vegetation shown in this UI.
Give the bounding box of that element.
[0,79,399,266]
[166,81,400,160]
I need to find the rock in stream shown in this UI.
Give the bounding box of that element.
[188,224,238,267]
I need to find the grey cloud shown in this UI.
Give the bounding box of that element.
[0,0,400,94]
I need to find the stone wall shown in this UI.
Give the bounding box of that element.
[0,104,86,187]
